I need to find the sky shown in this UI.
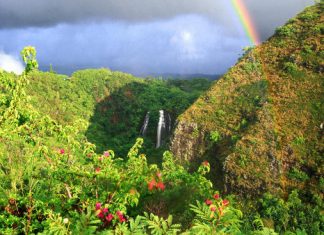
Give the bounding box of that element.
[0,0,314,76]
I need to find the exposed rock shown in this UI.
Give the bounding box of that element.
[170,121,207,164]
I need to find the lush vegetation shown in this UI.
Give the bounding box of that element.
[0,49,271,234]
[24,67,211,160]
[0,3,323,234]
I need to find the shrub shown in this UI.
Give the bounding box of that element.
[283,62,299,75]
[210,131,221,143]
[259,191,323,234]
[276,25,295,37]
[288,168,309,182]
[299,11,319,21]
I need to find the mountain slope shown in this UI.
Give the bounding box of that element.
[171,4,324,196]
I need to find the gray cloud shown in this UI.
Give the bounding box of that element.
[0,0,314,40]
[0,0,315,75]
[0,16,246,75]
[0,0,225,28]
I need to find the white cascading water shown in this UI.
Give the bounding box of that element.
[156,110,165,148]
[140,112,150,136]
[167,113,172,132]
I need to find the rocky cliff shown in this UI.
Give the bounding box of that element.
[171,4,324,196]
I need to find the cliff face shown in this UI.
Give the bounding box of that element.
[171,121,207,163]
[171,4,324,196]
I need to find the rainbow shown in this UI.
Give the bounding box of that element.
[231,0,261,45]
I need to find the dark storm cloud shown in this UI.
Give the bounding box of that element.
[0,0,314,40]
[0,0,225,28]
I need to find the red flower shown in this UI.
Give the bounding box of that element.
[156,181,165,191]
[104,151,110,157]
[95,167,101,173]
[213,193,220,200]
[205,199,212,205]
[97,211,104,219]
[148,179,156,191]
[210,206,216,211]
[116,211,126,223]
[202,161,209,166]
[102,208,108,214]
[222,199,229,206]
[106,213,114,222]
[59,148,65,154]
[95,203,101,210]
[97,207,109,220]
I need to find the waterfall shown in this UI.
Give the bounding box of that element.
[140,112,150,136]
[156,110,165,148]
[167,113,172,133]
[140,110,169,147]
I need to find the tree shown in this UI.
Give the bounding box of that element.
[21,46,38,73]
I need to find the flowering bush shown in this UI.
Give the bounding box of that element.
[188,193,242,234]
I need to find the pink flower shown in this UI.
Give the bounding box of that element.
[210,206,216,212]
[95,203,101,210]
[213,194,220,200]
[222,199,229,207]
[156,181,165,191]
[106,213,113,222]
[205,199,212,205]
[156,172,162,178]
[104,151,110,157]
[102,208,108,214]
[95,167,101,173]
[59,149,65,154]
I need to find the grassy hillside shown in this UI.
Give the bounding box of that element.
[171,4,323,197]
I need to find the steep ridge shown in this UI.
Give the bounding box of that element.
[171,4,323,196]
